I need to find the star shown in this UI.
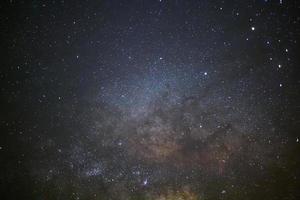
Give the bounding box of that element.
[143,179,148,186]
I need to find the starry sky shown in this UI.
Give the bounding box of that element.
[1,0,300,199]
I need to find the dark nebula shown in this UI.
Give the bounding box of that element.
[1,0,300,199]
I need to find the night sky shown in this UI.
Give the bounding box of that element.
[1,0,300,199]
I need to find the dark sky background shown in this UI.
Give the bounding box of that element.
[1,0,300,199]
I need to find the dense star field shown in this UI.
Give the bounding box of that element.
[1,0,300,199]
